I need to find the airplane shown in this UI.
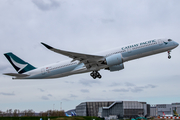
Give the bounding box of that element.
[162,112,173,117]
[3,38,179,79]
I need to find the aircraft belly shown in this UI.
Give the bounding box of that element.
[25,65,77,79]
[47,68,89,78]
[47,65,106,78]
[46,64,107,78]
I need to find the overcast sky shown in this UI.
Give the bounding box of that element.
[0,0,180,112]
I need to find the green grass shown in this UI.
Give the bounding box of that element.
[0,116,103,120]
[51,116,103,120]
[0,116,58,120]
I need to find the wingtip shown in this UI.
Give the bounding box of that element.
[41,42,53,49]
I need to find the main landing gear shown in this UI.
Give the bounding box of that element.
[90,71,102,79]
[168,51,171,59]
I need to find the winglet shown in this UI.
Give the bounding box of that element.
[41,42,53,49]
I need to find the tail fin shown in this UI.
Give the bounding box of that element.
[65,113,70,117]
[71,112,74,116]
[73,112,76,116]
[4,52,36,74]
[163,112,166,116]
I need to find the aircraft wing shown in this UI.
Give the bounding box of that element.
[41,42,105,67]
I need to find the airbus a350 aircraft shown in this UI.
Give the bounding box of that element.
[3,38,179,79]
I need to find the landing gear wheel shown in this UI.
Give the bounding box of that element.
[93,76,96,79]
[167,51,171,59]
[90,71,102,79]
[90,73,94,77]
[95,72,100,76]
[97,75,102,78]
[168,55,171,59]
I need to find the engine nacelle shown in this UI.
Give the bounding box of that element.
[108,63,124,72]
[105,53,123,66]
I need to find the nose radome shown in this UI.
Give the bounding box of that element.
[175,42,179,47]
[173,41,179,47]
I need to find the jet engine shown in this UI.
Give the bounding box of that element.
[105,63,124,72]
[105,53,123,66]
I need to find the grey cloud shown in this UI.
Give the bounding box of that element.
[70,94,78,98]
[61,98,70,101]
[0,92,15,96]
[79,79,100,87]
[110,83,157,93]
[131,87,144,93]
[41,96,49,100]
[48,94,52,97]
[124,82,136,87]
[112,88,129,92]
[32,0,60,11]
[64,81,74,84]
[109,82,122,87]
[146,84,157,88]
[38,88,45,92]
[130,84,157,93]
[80,89,89,93]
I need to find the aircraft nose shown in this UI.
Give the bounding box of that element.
[174,41,179,47]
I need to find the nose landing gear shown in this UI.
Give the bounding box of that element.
[168,51,171,59]
[90,71,102,79]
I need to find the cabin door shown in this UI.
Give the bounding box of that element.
[158,39,163,46]
[41,68,46,75]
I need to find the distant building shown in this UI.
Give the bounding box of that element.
[76,101,114,117]
[76,101,150,119]
[99,101,150,119]
[150,103,180,117]
[75,101,180,118]
[150,105,156,117]
[172,103,180,115]
[157,103,180,116]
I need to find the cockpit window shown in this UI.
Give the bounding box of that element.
[168,39,172,41]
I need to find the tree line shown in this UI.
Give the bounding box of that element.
[0,109,65,117]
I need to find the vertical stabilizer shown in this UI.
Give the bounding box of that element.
[163,112,166,116]
[4,52,36,74]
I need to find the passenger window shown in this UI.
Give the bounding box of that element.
[168,39,172,41]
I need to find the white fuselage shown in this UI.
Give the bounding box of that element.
[15,38,179,79]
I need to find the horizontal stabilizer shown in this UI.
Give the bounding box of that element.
[3,73,29,77]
